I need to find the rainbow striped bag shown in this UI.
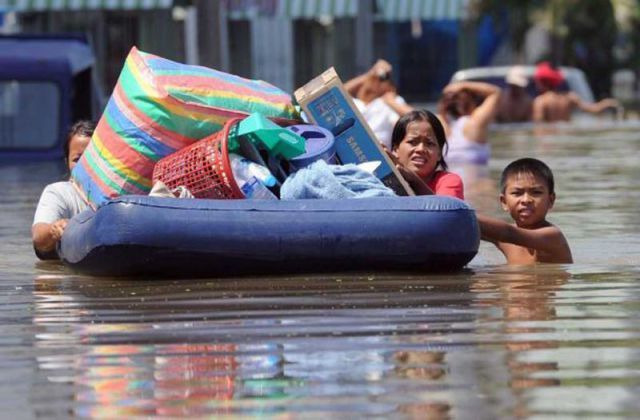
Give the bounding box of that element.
[71,46,300,207]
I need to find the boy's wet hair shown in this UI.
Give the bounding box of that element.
[64,120,95,162]
[500,157,555,194]
[391,109,449,171]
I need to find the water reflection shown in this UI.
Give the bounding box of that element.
[473,267,569,415]
[31,273,479,417]
[33,275,291,417]
[392,350,450,419]
[22,257,640,416]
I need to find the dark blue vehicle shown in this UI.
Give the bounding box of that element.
[0,34,105,161]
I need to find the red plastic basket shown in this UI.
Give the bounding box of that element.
[152,118,245,199]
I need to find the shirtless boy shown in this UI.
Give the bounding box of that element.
[477,158,573,264]
[532,61,619,122]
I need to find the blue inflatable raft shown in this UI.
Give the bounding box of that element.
[59,195,479,276]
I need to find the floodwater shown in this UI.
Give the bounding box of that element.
[1,120,640,418]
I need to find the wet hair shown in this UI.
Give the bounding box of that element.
[64,120,95,164]
[391,109,448,171]
[500,157,555,194]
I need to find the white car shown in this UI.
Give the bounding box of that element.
[450,65,595,103]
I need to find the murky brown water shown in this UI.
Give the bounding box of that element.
[1,120,639,418]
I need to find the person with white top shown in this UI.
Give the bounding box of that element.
[345,59,413,149]
[32,120,94,259]
[437,81,501,166]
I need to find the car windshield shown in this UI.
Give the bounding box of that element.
[0,81,60,150]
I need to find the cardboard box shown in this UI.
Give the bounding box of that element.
[294,67,414,196]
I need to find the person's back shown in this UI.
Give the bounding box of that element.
[496,66,533,123]
[497,88,533,123]
[477,157,572,265]
[533,91,574,122]
[532,61,620,123]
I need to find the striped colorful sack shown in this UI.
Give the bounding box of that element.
[71,46,300,207]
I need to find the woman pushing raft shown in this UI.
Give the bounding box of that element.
[32,121,94,260]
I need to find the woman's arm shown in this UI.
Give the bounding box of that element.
[344,59,392,97]
[465,83,502,132]
[395,165,434,195]
[382,92,414,116]
[443,81,499,98]
[344,73,369,97]
[32,219,68,255]
[444,81,501,142]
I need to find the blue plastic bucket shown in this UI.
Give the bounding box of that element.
[287,125,337,170]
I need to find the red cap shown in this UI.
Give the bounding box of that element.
[534,61,564,89]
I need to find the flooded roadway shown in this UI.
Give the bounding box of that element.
[1,120,639,418]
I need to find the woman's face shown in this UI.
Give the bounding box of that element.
[67,134,91,171]
[393,119,441,180]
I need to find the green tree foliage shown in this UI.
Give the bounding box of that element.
[475,0,619,98]
[562,0,617,98]
[474,0,547,52]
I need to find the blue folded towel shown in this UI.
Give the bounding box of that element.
[281,160,397,199]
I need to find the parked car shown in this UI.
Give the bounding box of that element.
[0,34,105,161]
[450,65,595,103]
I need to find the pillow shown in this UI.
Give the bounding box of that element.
[72,46,299,207]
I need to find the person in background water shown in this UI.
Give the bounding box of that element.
[496,66,533,123]
[477,158,573,264]
[532,61,621,122]
[345,59,414,149]
[32,120,95,260]
[437,80,501,166]
[389,109,464,199]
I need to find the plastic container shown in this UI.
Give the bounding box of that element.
[152,118,245,199]
[286,124,337,170]
[229,153,276,187]
[229,153,278,200]
[231,112,306,159]
[237,176,277,200]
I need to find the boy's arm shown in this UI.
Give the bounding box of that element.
[477,214,567,254]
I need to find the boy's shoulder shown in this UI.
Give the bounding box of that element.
[498,221,572,264]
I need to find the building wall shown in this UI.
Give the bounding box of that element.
[18,10,182,94]
[293,19,356,88]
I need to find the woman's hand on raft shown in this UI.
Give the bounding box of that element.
[32,218,69,254]
[50,219,69,242]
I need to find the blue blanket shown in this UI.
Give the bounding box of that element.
[281,160,396,200]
